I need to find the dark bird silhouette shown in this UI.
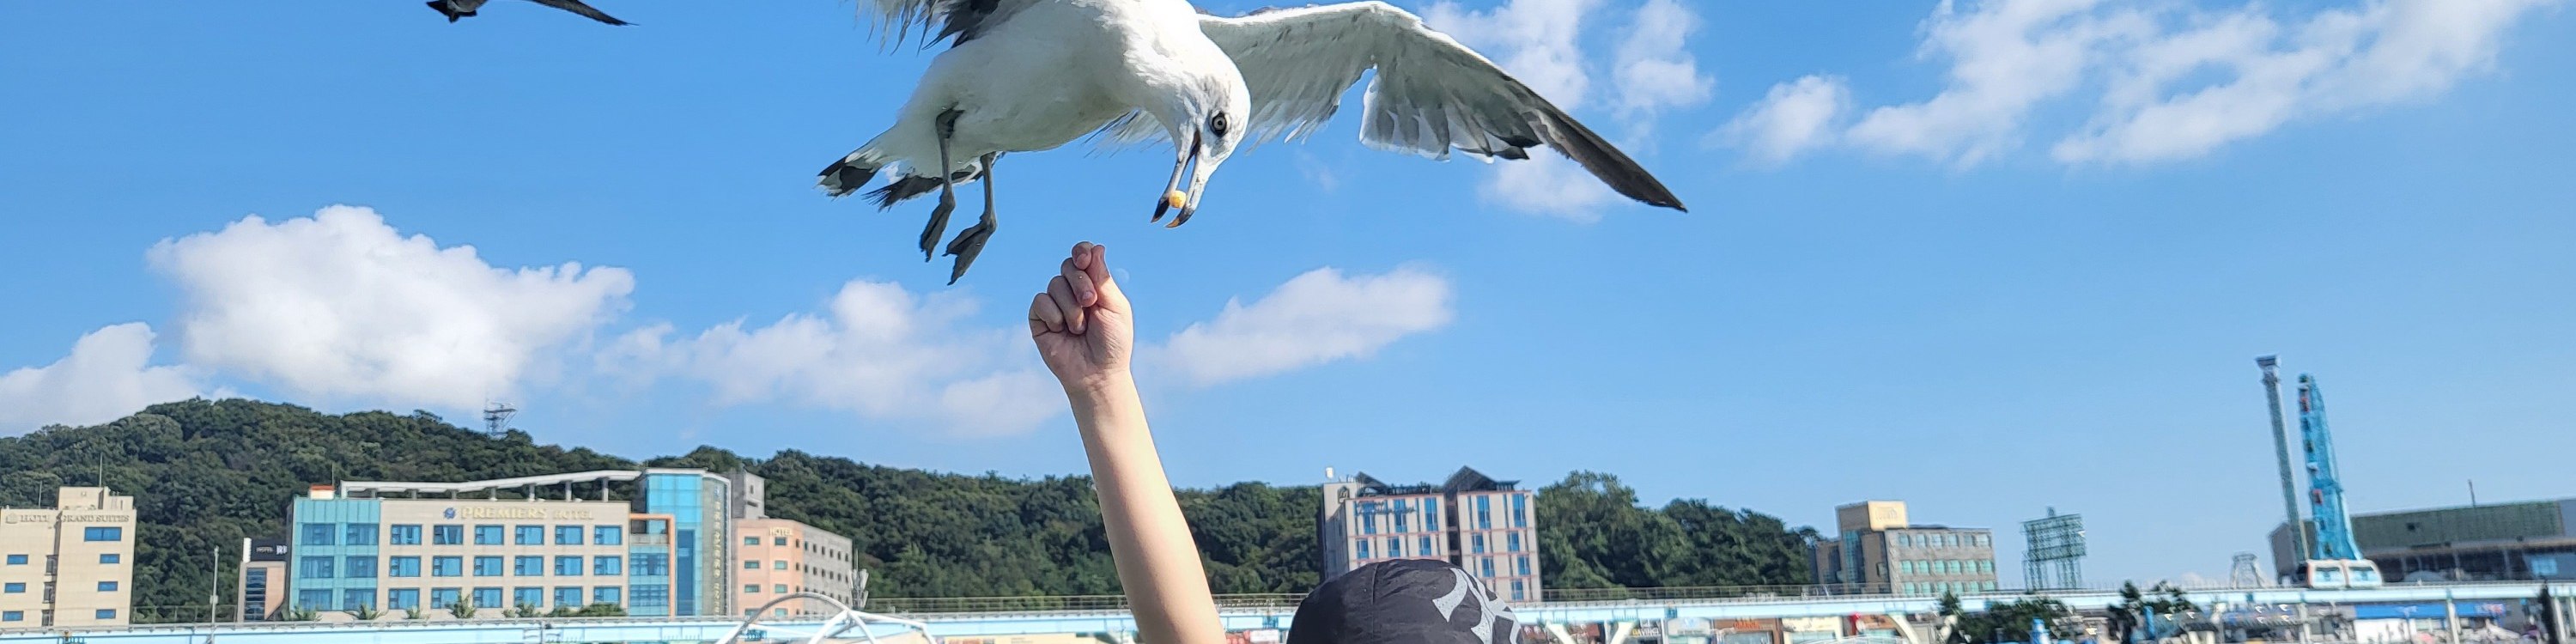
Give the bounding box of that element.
[426,0,630,26]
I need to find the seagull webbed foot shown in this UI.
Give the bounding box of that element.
[943,215,996,285]
[919,189,955,262]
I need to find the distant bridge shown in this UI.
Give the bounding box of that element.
[8,582,2568,644]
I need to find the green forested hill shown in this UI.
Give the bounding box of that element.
[0,398,1814,622]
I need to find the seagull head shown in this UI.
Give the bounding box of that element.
[1156,70,1253,226]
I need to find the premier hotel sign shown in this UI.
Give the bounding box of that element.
[442,506,600,520]
[1,511,132,525]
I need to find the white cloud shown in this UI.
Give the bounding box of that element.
[0,323,201,432]
[1613,0,1716,119]
[1157,266,1455,386]
[2054,0,2555,163]
[1844,0,2135,166]
[1735,0,2556,166]
[1423,0,1706,219]
[605,280,1060,437]
[147,205,635,410]
[1720,75,1853,164]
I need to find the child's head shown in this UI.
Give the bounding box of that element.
[1285,559,1522,644]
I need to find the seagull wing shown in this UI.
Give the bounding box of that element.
[857,0,1042,46]
[524,0,629,25]
[1191,2,1682,210]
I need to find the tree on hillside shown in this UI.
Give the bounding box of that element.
[1537,471,1817,592]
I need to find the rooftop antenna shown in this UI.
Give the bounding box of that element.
[483,401,518,436]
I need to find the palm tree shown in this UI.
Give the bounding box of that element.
[450,598,478,619]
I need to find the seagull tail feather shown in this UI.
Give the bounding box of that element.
[817,155,884,199]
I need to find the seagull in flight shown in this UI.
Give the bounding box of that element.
[819,0,1687,283]
[426,0,629,26]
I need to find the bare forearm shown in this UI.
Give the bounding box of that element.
[1068,374,1222,644]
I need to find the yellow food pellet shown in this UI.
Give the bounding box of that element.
[1163,191,1188,209]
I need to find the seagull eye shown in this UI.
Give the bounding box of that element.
[1209,113,1230,138]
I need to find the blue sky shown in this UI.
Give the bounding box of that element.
[3,0,2572,586]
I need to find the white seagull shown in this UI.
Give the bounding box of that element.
[819,0,1687,283]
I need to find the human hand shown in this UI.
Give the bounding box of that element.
[1029,241,1133,394]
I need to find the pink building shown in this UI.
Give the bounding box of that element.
[1320,467,1541,602]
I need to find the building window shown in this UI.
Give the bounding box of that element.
[516,556,544,576]
[473,588,503,610]
[1425,499,1440,531]
[744,560,760,570]
[774,537,787,546]
[556,586,583,608]
[515,525,544,545]
[1,611,18,622]
[1472,535,1485,554]
[341,589,374,611]
[744,537,760,546]
[346,556,377,579]
[1518,556,1530,575]
[298,589,331,610]
[594,526,623,545]
[514,586,544,608]
[3,555,21,565]
[99,554,119,564]
[774,584,788,593]
[300,556,336,579]
[556,526,583,545]
[301,523,336,545]
[1394,500,1410,532]
[1481,557,1495,578]
[1510,580,1526,602]
[345,524,378,545]
[555,556,582,576]
[388,589,421,611]
[1356,540,1371,560]
[1476,496,1492,529]
[2,583,20,593]
[1905,583,1918,595]
[1361,502,1378,536]
[1419,536,1434,555]
[1387,538,1402,557]
[594,556,623,576]
[96,609,117,620]
[744,584,761,594]
[432,556,463,577]
[774,560,788,570]
[1512,495,1528,528]
[629,554,667,576]
[430,587,462,609]
[1507,533,1522,552]
[593,586,621,605]
[96,581,118,592]
[83,526,125,542]
[390,525,422,545]
[433,525,464,545]
[474,556,504,576]
[390,556,422,577]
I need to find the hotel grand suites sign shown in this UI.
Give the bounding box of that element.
[1,510,131,525]
[439,505,602,520]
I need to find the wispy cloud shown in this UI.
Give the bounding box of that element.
[1153,266,1455,386]
[1725,0,2558,166]
[1717,75,1852,165]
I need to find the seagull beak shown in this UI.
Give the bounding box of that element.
[1169,138,1218,229]
[1153,133,1201,224]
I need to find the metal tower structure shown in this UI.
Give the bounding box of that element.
[2022,508,2086,591]
[2256,356,2312,564]
[2229,553,2265,588]
[483,401,518,436]
[2299,374,2361,560]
